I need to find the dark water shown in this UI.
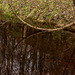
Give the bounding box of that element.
[0,24,75,75]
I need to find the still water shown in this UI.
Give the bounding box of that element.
[0,24,75,75]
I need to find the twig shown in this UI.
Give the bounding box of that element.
[0,20,10,27]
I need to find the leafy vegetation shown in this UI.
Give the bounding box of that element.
[0,0,75,28]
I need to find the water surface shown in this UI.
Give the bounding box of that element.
[0,24,75,75]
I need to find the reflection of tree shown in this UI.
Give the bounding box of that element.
[0,25,75,75]
[0,25,10,75]
[0,24,21,75]
[23,31,75,75]
[19,25,27,75]
[4,25,10,75]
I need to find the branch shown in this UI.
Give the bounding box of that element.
[8,2,75,32]
[13,14,75,32]
[10,31,47,57]
[0,20,10,27]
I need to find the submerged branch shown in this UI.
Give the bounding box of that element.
[10,31,47,57]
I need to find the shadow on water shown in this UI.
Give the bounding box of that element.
[0,24,75,75]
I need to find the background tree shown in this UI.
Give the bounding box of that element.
[73,0,75,5]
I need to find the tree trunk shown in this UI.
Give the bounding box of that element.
[19,25,27,75]
[73,0,75,6]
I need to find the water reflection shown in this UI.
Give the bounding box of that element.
[0,24,75,75]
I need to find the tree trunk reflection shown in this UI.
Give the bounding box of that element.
[0,24,75,75]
